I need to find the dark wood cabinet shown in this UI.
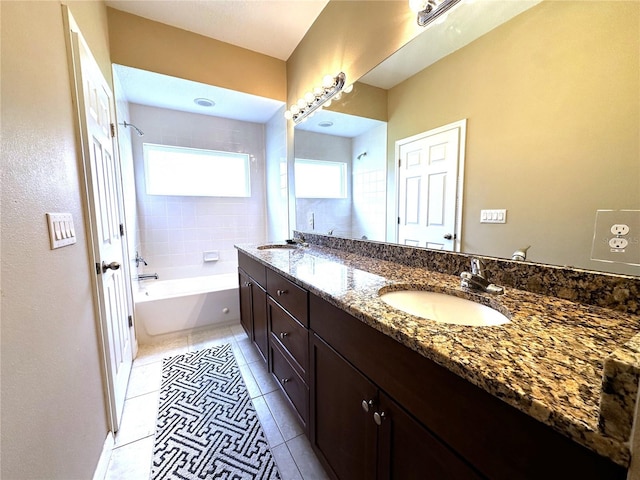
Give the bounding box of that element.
[238,253,268,362]
[237,251,626,480]
[310,333,482,480]
[309,293,625,480]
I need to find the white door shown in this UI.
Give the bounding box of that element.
[67,23,132,431]
[396,120,466,251]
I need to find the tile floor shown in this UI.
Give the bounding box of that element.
[104,323,330,480]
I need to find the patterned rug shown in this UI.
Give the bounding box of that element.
[151,344,280,479]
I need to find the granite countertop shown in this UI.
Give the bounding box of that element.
[236,243,640,467]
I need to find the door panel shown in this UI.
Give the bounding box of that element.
[397,121,466,251]
[69,27,132,431]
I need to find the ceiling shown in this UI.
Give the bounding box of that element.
[104,0,330,61]
[109,0,539,136]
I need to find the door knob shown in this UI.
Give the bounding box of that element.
[443,233,456,240]
[101,261,121,273]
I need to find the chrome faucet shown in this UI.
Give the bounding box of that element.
[460,258,504,295]
[290,234,309,247]
[134,251,148,268]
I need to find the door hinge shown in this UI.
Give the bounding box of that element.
[128,315,133,328]
[398,158,401,167]
[95,262,101,275]
[120,223,125,236]
[398,217,401,225]
[110,123,116,138]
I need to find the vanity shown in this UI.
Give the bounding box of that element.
[236,237,640,480]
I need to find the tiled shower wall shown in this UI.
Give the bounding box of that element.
[352,123,387,241]
[129,104,269,280]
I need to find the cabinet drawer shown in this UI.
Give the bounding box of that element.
[270,342,309,427]
[268,298,308,377]
[267,268,308,326]
[238,252,266,288]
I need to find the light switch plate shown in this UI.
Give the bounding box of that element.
[591,209,640,266]
[46,212,77,249]
[480,209,507,224]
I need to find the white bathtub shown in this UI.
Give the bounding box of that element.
[133,273,239,344]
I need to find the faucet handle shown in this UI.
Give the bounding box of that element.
[470,258,485,276]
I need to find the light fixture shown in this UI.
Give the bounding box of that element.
[194,97,215,107]
[409,0,461,27]
[284,72,349,124]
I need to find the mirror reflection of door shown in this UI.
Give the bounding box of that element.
[396,120,466,251]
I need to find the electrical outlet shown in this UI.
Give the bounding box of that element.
[591,209,640,266]
[611,224,630,236]
[609,238,629,249]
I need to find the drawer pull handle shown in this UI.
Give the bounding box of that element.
[361,399,374,413]
[280,332,289,340]
[276,289,288,296]
[373,411,386,426]
[280,378,290,385]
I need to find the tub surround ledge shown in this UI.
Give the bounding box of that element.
[235,241,640,468]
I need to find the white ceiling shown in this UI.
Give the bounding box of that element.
[109,0,540,137]
[104,0,330,61]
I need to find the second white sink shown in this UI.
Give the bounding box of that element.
[379,290,510,327]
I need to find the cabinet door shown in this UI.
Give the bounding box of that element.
[238,269,253,340]
[376,391,484,480]
[310,334,377,480]
[252,282,268,362]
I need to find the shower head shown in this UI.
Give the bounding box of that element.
[120,121,144,136]
[356,152,367,161]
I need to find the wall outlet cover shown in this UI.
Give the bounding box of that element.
[591,210,640,266]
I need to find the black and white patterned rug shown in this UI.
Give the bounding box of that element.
[151,344,280,479]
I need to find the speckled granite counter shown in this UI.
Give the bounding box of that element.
[236,243,640,467]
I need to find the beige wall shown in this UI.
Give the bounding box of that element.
[387,1,639,274]
[107,7,286,101]
[286,0,420,111]
[1,1,111,478]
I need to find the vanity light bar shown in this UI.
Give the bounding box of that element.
[284,72,349,124]
[413,0,462,27]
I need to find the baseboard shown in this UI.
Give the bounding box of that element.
[92,431,115,480]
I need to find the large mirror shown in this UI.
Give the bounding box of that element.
[293,0,639,276]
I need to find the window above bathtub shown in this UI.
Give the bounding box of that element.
[294,158,347,199]
[143,143,251,197]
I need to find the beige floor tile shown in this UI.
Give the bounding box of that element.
[105,436,154,480]
[248,359,279,395]
[116,323,326,479]
[238,362,263,399]
[126,361,162,399]
[287,434,330,480]
[188,325,238,351]
[252,396,286,448]
[236,336,263,364]
[114,391,159,447]
[264,389,305,441]
[135,337,189,366]
[271,443,303,480]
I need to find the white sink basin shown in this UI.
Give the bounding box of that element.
[379,289,510,327]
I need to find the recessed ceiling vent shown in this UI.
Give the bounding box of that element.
[194,98,215,107]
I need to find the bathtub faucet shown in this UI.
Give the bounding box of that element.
[138,273,158,280]
[135,251,148,267]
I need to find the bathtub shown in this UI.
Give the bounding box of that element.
[133,273,240,344]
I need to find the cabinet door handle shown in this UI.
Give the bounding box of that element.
[280,378,290,385]
[244,281,252,287]
[279,332,289,340]
[373,411,386,425]
[276,289,288,296]
[361,399,374,413]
